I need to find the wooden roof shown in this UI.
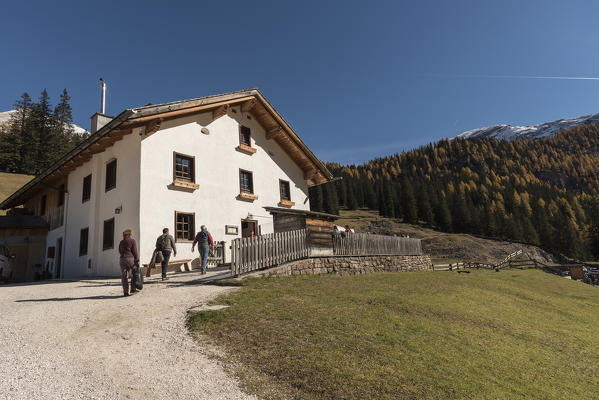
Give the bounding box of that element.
[263,206,339,221]
[1,89,333,210]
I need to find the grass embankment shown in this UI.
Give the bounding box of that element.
[188,270,599,399]
[0,172,33,215]
[336,209,554,264]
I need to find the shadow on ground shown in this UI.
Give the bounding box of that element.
[15,294,125,302]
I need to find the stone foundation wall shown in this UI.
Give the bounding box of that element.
[257,254,432,277]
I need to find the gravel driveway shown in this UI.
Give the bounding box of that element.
[0,271,255,400]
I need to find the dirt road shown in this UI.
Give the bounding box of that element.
[0,272,255,400]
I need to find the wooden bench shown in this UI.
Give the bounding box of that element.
[143,259,192,277]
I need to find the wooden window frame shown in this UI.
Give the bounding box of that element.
[278,179,295,207]
[279,180,291,201]
[79,227,89,256]
[82,174,92,203]
[102,218,115,251]
[174,211,195,242]
[173,152,195,183]
[239,169,254,194]
[105,159,117,192]
[236,125,256,155]
[239,125,251,146]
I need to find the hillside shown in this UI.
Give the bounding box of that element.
[337,209,555,264]
[311,124,599,260]
[0,172,33,215]
[456,112,599,141]
[189,269,599,399]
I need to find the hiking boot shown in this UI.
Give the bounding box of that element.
[162,276,169,281]
[124,293,130,297]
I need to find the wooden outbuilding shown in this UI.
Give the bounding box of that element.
[0,216,48,282]
[264,207,339,256]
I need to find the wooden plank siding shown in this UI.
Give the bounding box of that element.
[231,229,424,276]
[332,233,422,256]
[231,229,309,276]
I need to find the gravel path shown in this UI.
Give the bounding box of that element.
[0,271,255,400]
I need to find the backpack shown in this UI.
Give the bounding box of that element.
[156,234,169,250]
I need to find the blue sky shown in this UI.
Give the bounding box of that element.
[2,0,599,164]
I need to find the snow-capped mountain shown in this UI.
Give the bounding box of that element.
[0,110,88,134]
[456,113,599,141]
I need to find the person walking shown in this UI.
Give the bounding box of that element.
[118,229,139,297]
[192,225,214,274]
[156,228,177,281]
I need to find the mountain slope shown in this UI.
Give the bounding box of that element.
[0,172,34,215]
[456,112,599,141]
[312,124,599,260]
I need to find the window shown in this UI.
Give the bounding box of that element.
[239,126,251,146]
[175,212,195,241]
[102,218,114,250]
[105,159,117,191]
[239,169,254,194]
[82,175,92,203]
[79,227,89,256]
[57,184,65,207]
[40,195,46,216]
[173,153,195,182]
[279,180,291,201]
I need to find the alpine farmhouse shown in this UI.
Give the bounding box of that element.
[0,89,333,278]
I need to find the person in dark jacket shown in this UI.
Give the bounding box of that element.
[192,225,214,274]
[155,228,177,281]
[118,229,139,297]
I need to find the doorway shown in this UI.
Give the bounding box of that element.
[241,219,258,238]
[56,238,63,279]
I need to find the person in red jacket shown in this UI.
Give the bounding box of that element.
[118,229,139,296]
[192,225,214,274]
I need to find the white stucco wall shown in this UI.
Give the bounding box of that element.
[61,132,141,277]
[138,108,311,264]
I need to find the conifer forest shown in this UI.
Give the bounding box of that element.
[0,90,88,175]
[310,125,599,260]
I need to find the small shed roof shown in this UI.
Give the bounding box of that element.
[263,207,339,221]
[0,216,49,230]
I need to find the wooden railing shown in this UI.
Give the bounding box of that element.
[333,233,422,256]
[433,251,538,272]
[231,229,309,276]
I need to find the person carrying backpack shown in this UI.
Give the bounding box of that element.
[155,228,177,281]
[192,225,214,274]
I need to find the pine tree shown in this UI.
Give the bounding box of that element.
[310,185,324,212]
[322,183,339,215]
[382,180,395,218]
[0,93,33,173]
[34,89,54,173]
[400,177,418,223]
[54,88,86,157]
[436,194,453,232]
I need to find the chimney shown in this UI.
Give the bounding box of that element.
[91,78,113,133]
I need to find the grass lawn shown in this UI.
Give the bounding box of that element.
[188,270,599,400]
[0,171,33,215]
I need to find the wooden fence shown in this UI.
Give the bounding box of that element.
[231,229,309,276]
[433,250,539,271]
[333,233,422,256]
[207,241,227,267]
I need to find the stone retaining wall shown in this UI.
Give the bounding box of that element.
[255,254,432,277]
